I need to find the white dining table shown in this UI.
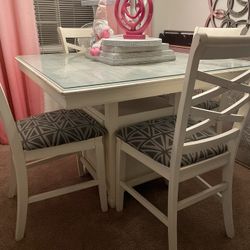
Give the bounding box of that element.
[16,52,250,207]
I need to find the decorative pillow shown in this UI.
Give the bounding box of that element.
[17,109,107,151]
[117,115,227,167]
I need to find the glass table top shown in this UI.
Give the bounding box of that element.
[16,52,250,90]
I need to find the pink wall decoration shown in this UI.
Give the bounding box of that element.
[205,0,250,28]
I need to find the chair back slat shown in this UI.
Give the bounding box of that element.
[197,71,250,93]
[186,119,214,137]
[169,28,250,176]
[192,86,225,106]
[58,27,92,38]
[194,27,243,36]
[57,27,92,54]
[192,70,250,107]
[187,93,250,136]
[221,93,250,114]
[183,128,240,154]
[190,107,244,122]
[198,35,250,59]
[232,69,250,83]
[201,46,250,60]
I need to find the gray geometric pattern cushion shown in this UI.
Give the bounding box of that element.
[194,89,219,110]
[196,100,219,110]
[17,109,107,151]
[117,115,227,167]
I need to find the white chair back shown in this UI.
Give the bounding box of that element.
[57,27,92,53]
[0,84,26,166]
[194,27,243,36]
[170,30,250,177]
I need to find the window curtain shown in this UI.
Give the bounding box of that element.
[0,0,44,145]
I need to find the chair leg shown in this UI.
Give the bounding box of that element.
[174,93,181,114]
[222,163,235,238]
[116,139,126,212]
[168,216,178,250]
[95,138,108,212]
[15,167,29,241]
[76,152,85,177]
[168,181,179,250]
[8,157,17,198]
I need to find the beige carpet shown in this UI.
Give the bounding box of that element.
[0,145,249,250]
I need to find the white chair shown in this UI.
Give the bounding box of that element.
[116,28,250,250]
[0,85,108,240]
[57,27,93,53]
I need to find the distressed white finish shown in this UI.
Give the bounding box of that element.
[0,85,108,241]
[116,28,250,250]
[15,50,250,208]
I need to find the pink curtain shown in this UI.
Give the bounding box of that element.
[0,0,44,144]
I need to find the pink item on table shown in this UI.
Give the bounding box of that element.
[90,0,114,56]
[114,0,153,39]
[90,47,101,56]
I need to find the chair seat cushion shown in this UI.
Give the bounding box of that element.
[117,115,227,167]
[196,100,219,110]
[17,109,107,151]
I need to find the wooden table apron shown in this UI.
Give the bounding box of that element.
[16,53,250,208]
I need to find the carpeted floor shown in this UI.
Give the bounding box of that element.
[0,145,249,250]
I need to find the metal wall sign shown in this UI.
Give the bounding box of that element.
[205,0,250,167]
[205,0,250,30]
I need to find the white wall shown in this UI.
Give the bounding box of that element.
[152,0,248,36]
[152,0,169,36]
[153,0,209,36]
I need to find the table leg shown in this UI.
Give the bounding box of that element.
[104,103,119,208]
